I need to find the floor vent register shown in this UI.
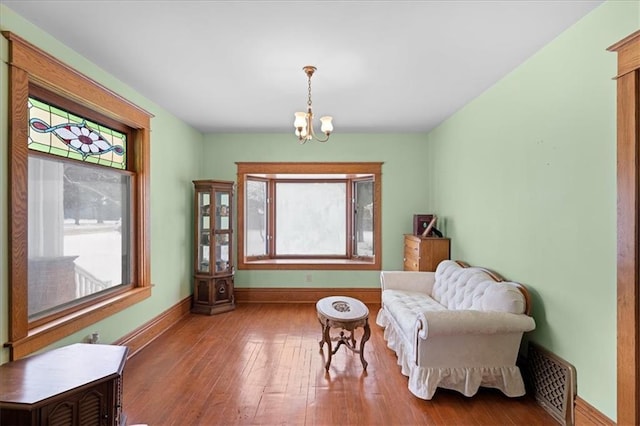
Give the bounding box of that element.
[525,342,577,426]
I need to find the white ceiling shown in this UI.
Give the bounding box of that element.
[1,0,603,134]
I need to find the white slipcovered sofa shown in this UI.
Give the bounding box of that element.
[376,260,535,400]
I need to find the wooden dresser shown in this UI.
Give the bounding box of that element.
[403,234,451,272]
[0,343,128,426]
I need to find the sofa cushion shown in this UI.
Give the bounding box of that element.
[382,289,446,342]
[481,283,526,314]
[432,261,526,314]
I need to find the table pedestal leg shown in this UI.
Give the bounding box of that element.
[322,320,332,371]
[319,322,325,349]
[317,312,369,372]
[359,319,371,371]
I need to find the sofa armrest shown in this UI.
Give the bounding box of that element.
[416,310,536,339]
[380,271,436,294]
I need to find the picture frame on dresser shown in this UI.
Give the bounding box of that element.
[413,214,435,236]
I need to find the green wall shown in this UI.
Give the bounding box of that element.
[427,1,638,421]
[0,5,204,363]
[202,133,431,288]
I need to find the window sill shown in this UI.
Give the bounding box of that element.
[4,286,151,360]
[239,258,380,271]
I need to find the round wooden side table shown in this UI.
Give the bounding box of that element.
[316,295,371,371]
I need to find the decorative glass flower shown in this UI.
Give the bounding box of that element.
[29,118,124,159]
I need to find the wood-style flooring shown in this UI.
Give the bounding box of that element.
[123,303,558,425]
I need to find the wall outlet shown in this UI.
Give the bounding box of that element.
[305,274,312,283]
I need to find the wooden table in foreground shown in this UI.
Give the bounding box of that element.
[316,295,371,371]
[0,343,128,426]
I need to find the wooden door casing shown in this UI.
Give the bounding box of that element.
[609,30,640,426]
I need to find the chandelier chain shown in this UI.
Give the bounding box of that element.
[307,75,313,107]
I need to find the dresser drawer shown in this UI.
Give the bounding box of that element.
[404,244,419,261]
[403,236,421,271]
[404,237,420,252]
[403,256,420,271]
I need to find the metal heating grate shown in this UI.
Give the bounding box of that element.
[526,342,577,426]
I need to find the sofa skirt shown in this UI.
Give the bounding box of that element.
[376,308,527,400]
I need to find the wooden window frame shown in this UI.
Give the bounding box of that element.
[237,162,382,270]
[3,32,153,360]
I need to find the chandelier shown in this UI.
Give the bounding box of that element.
[293,65,333,144]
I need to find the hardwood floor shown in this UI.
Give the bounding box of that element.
[123,303,557,425]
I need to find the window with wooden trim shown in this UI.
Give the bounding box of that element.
[237,162,382,270]
[4,32,152,360]
[26,89,134,323]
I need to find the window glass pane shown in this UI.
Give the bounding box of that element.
[275,182,346,256]
[28,156,131,318]
[28,97,127,169]
[216,191,230,230]
[354,179,374,257]
[215,234,230,272]
[246,180,267,256]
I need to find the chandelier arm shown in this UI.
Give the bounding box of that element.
[306,109,331,142]
[314,133,331,143]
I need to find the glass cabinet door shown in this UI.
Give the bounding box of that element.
[214,190,231,273]
[197,191,211,274]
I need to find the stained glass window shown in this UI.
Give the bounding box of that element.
[28,97,127,169]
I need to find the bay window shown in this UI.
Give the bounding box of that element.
[237,162,382,270]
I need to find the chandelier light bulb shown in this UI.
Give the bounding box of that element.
[294,112,307,129]
[320,116,333,134]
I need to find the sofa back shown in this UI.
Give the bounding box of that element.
[432,260,528,314]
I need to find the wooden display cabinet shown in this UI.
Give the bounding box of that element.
[403,234,451,272]
[192,180,235,315]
